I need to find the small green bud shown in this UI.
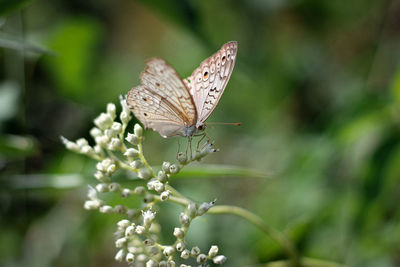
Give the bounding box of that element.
[143,194,154,203]
[114,205,126,214]
[157,170,167,182]
[143,238,154,246]
[127,209,139,218]
[177,152,187,163]
[179,212,190,226]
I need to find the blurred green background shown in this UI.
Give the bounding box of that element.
[1,0,400,266]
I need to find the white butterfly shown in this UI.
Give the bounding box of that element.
[126,41,237,138]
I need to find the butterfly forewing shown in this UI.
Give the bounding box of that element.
[127,58,197,137]
[140,58,196,125]
[184,41,238,127]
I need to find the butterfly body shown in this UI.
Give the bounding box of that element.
[127,41,237,138]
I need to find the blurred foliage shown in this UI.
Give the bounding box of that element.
[0,0,400,266]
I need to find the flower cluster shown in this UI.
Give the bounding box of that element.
[62,98,226,266]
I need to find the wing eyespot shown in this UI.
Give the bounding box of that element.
[156,82,161,88]
[143,112,148,117]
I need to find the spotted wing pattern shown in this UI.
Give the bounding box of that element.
[126,58,197,137]
[184,41,237,127]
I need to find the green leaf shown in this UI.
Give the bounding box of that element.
[0,134,37,159]
[0,0,33,16]
[171,164,271,179]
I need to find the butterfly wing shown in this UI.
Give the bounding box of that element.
[184,41,237,127]
[126,58,197,138]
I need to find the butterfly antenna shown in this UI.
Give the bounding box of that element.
[206,122,242,126]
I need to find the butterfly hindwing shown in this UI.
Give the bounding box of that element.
[184,41,238,127]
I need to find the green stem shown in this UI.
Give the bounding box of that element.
[138,141,155,177]
[208,205,299,266]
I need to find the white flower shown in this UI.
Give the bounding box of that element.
[160,190,170,201]
[134,123,143,137]
[115,237,127,248]
[107,103,116,119]
[213,255,227,264]
[163,246,175,257]
[99,205,113,214]
[142,209,156,226]
[117,219,131,228]
[125,252,134,263]
[125,133,138,145]
[125,225,136,236]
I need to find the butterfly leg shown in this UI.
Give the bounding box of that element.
[196,133,206,151]
[176,138,181,160]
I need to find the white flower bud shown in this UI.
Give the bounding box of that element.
[108,182,120,192]
[83,200,100,210]
[107,103,116,119]
[87,185,97,199]
[197,254,207,263]
[167,260,175,267]
[180,249,190,259]
[125,133,138,145]
[90,127,102,138]
[138,168,151,179]
[94,113,113,130]
[148,246,159,255]
[101,158,112,168]
[197,200,215,216]
[76,138,88,147]
[80,145,93,154]
[96,183,109,193]
[162,162,171,173]
[146,259,158,267]
[177,152,187,163]
[125,252,134,263]
[136,254,147,262]
[125,225,136,236]
[179,213,190,226]
[93,145,103,155]
[121,188,131,198]
[99,205,113,214]
[213,255,227,264]
[120,111,131,124]
[117,219,131,228]
[94,171,110,183]
[111,122,122,135]
[159,261,167,267]
[190,246,200,257]
[108,138,121,150]
[115,237,127,248]
[133,186,145,195]
[134,123,143,137]
[106,164,116,175]
[114,205,126,214]
[130,160,143,169]
[208,245,219,257]
[160,190,170,201]
[169,164,179,174]
[187,202,198,218]
[65,141,80,152]
[114,249,125,262]
[157,170,167,182]
[135,225,146,235]
[163,246,175,257]
[124,148,139,158]
[176,241,185,252]
[143,238,154,246]
[173,227,184,239]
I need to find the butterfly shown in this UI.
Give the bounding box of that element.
[126,41,237,138]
